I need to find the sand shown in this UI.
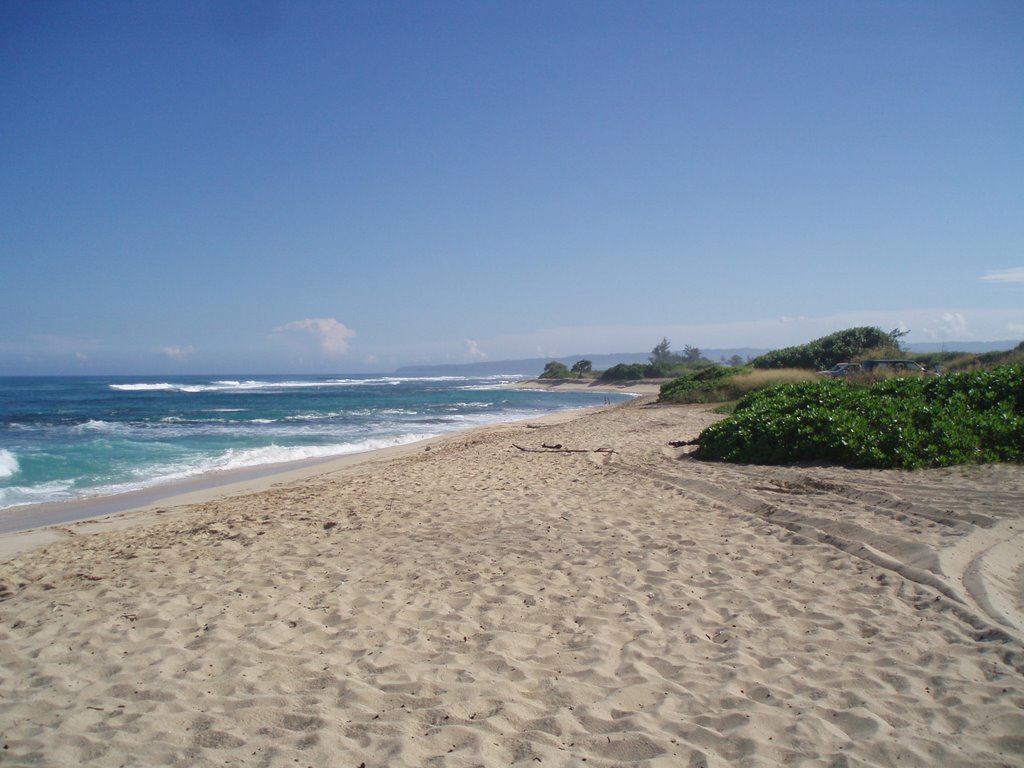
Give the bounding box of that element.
[1,398,1022,767]
[508,378,666,396]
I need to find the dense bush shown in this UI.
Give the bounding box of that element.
[539,361,572,379]
[598,363,647,381]
[751,326,900,371]
[659,365,746,403]
[694,364,1024,469]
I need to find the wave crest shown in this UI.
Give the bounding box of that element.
[0,449,19,479]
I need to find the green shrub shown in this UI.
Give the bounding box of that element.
[598,363,647,381]
[539,361,572,379]
[694,364,1024,469]
[659,365,745,403]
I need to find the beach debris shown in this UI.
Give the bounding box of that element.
[669,438,701,447]
[512,444,616,454]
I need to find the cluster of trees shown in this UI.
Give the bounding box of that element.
[539,325,1000,384]
[539,339,716,380]
[539,360,593,379]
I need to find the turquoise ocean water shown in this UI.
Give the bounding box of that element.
[0,375,629,518]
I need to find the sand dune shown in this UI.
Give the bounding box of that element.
[1,399,1022,767]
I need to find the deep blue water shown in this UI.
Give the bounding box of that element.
[0,375,629,511]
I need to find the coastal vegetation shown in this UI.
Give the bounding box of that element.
[749,326,905,370]
[542,331,1024,470]
[590,338,717,382]
[540,338,719,382]
[693,363,1024,469]
[651,327,1024,469]
[539,361,573,379]
[912,340,1024,373]
[658,365,815,404]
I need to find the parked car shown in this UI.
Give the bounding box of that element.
[818,362,862,378]
[859,359,939,376]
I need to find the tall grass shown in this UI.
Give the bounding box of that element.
[658,366,816,404]
[716,369,816,400]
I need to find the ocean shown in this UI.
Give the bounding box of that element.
[0,375,630,523]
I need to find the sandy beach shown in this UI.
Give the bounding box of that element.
[1,397,1023,767]
[508,378,666,396]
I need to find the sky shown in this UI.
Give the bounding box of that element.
[2,0,1022,375]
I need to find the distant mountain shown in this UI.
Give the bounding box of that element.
[904,340,1021,353]
[393,348,770,377]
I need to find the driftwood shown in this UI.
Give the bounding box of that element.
[668,438,701,447]
[512,444,616,454]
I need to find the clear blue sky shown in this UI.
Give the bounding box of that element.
[2,0,1022,374]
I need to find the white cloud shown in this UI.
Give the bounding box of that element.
[160,345,195,360]
[272,318,355,357]
[463,339,488,361]
[981,267,1024,284]
[919,312,970,341]
[75,351,89,362]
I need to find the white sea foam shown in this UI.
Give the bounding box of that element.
[0,480,76,509]
[109,382,179,391]
[457,383,515,391]
[111,378,409,394]
[0,449,19,479]
[210,435,430,471]
[117,434,436,491]
[79,419,123,432]
[108,376,507,394]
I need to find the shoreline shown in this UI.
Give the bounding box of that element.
[507,377,666,395]
[2,397,1022,766]
[0,396,651,560]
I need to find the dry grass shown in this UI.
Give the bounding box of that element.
[719,368,817,399]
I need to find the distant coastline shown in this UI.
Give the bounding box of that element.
[393,340,1020,378]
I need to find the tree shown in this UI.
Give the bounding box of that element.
[570,359,592,378]
[682,345,703,363]
[728,354,745,367]
[650,337,672,365]
[539,361,571,379]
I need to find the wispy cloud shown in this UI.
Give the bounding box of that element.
[272,318,356,356]
[463,339,488,361]
[160,345,195,361]
[981,267,1024,284]
[921,312,969,340]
